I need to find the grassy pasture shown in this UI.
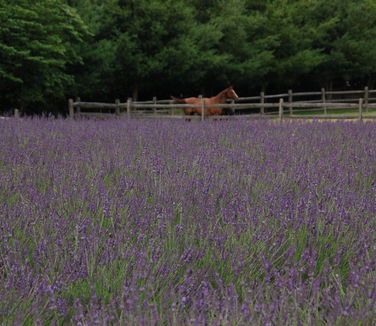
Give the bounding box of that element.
[291,107,376,116]
[151,106,376,119]
[0,118,375,325]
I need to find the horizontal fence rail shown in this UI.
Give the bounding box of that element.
[68,86,376,121]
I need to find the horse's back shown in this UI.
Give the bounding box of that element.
[185,97,201,105]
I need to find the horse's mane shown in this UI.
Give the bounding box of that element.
[171,96,186,104]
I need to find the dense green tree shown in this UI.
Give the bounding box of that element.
[2,0,376,113]
[68,0,210,100]
[186,0,276,94]
[104,0,210,99]
[262,0,376,90]
[308,0,376,89]
[63,0,119,101]
[0,0,87,113]
[261,0,326,89]
[209,0,276,91]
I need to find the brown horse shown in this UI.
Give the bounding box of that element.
[171,86,239,116]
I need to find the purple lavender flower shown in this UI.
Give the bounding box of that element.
[0,118,375,325]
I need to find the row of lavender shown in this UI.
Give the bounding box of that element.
[0,118,375,325]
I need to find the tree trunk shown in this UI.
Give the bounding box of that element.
[367,78,375,90]
[132,85,139,101]
[326,80,333,101]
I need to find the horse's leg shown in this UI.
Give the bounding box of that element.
[183,107,191,121]
[184,110,197,121]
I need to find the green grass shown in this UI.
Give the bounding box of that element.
[169,106,376,117]
[290,107,376,116]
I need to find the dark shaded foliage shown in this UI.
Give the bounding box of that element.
[1,0,376,114]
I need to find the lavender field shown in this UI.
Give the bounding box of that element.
[0,118,375,325]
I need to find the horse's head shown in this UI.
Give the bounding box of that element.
[225,86,239,102]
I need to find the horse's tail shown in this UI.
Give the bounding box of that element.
[171,96,186,104]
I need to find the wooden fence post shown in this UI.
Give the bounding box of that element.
[14,109,20,119]
[260,91,265,115]
[364,86,369,112]
[358,98,363,121]
[115,99,120,115]
[288,89,293,115]
[76,97,81,116]
[152,96,157,116]
[199,95,205,121]
[127,98,132,119]
[68,98,74,118]
[279,98,284,121]
[170,96,174,116]
[321,88,327,114]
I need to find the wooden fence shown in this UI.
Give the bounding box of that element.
[68,87,376,120]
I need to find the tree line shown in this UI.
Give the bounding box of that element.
[1,0,376,115]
